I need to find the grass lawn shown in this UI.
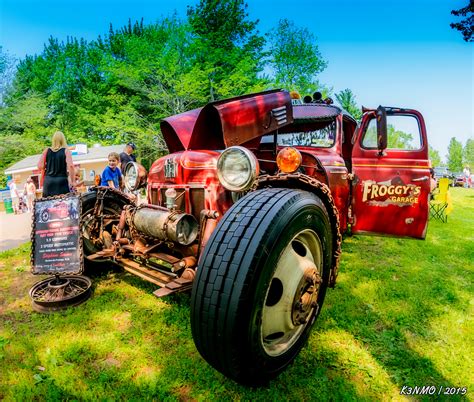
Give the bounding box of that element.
[0,188,472,400]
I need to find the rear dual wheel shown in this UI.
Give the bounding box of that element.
[191,188,332,385]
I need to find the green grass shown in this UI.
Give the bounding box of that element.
[1,188,473,400]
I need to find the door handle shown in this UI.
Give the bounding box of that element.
[412,176,429,182]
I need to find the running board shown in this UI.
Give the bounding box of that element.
[118,258,193,297]
[120,258,173,287]
[152,277,193,298]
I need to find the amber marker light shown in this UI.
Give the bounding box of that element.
[277,147,302,173]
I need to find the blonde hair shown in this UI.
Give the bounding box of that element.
[51,131,68,151]
[108,152,120,161]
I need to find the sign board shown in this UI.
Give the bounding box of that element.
[31,194,83,275]
[69,143,88,155]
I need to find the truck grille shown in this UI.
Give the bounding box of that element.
[151,187,205,221]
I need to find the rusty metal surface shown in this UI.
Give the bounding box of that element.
[153,267,195,298]
[160,108,202,153]
[89,186,136,204]
[160,90,293,152]
[133,206,198,245]
[81,188,201,295]
[190,90,293,149]
[29,275,92,313]
[252,173,342,287]
[120,258,173,287]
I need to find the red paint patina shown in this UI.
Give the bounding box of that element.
[160,89,293,152]
[153,94,429,239]
[81,90,431,384]
[351,108,430,238]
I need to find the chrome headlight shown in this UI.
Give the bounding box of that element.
[124,162,140,191]
[217,146,259,192]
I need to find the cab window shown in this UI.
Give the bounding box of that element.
[262,120,336,148]
[362,114,422,150]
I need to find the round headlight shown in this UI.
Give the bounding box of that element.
[124,162,140,191]
[217,146,259,192]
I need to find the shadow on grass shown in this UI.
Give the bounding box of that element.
[2,189,472,399]
[312,231,471,399]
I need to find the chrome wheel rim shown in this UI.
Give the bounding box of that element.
[261,229,322,357]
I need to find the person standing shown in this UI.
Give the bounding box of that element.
[429,169,437,193]
[463,166,471,188]
[119,142,137,173]
[8,180,20,214]
[38,131,76,197]
[25,177,37,212]
[100,152,123,189]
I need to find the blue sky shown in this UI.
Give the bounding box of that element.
[0,0,472,158]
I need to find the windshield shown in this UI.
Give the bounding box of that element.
[261,120,336,148]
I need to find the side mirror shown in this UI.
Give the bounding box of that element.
[376,105,387,155]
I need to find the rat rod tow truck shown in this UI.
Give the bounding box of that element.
[80,90,430,385]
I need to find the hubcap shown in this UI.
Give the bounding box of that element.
[261,229,322,357]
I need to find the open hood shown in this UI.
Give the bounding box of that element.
[160,90,293,153]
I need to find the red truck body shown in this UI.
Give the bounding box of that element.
[149,90,429,241]
[80,89,430,385]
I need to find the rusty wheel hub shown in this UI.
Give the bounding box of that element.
[292,268,321,326]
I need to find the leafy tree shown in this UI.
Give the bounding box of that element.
[0,135,43,187]
[463,138,474,168]
[363,124,414,149]
[429,146,442,167]
[0,7,332,176]
[335,88,362,121]
[0,91,51,144]
[2,17,200,153]
[387,126,415,149]
[187,0,267,100]
[447,137,463,172]
[450,2,473,42]
[267,18,327,95]
[0,46,16,106]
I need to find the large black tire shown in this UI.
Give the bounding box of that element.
[191,188,332,385]
[80,189,130,267]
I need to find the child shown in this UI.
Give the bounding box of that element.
[100,152,123,189]
[73,172,86,193]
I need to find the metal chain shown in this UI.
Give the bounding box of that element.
[251,173,342,287]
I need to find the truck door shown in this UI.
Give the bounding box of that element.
[351,108,430,239]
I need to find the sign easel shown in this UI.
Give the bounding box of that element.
[29,193,91,312]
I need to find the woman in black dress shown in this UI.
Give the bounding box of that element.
[38,131,76,197]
